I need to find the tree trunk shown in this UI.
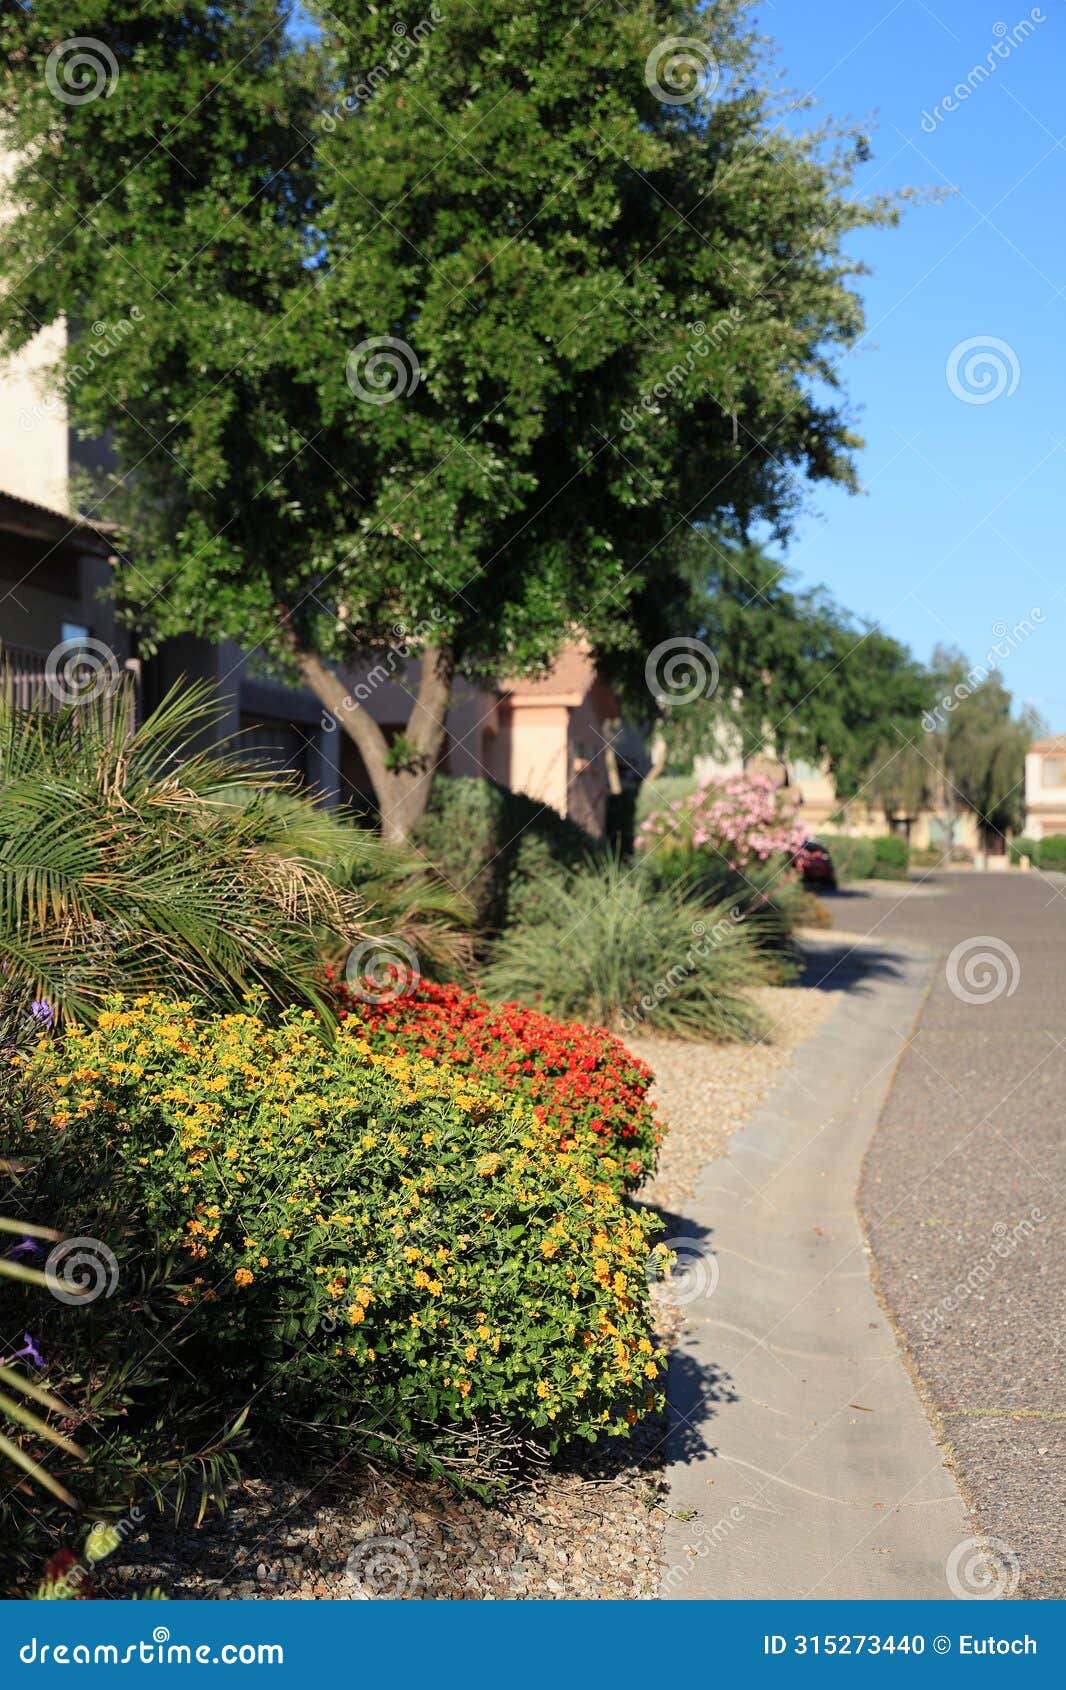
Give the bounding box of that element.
[278,611,454,841]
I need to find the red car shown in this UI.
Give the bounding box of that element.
[795,837,837,890]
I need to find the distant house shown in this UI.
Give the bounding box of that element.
[0,305,617,834]
[1024,736,1066,840]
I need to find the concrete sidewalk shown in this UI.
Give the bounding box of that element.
[658,932,970,1599]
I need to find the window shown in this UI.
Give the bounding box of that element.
[1042,757,1066,789]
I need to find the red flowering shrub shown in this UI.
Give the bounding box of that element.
[326,974,661,1193]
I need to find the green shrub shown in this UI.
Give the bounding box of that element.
[0,680,372,1021]
[1009,837,1038,866]
[22,997,665,1488]
[482,857,776,1041]
[644,847,800,958]
[1036,834,1066,870]
[635,775,697,824]
[820,835,876,882]
[871,834,909,877]
[908,846,942,868]
[416,776,601,933]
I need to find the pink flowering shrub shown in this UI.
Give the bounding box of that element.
[637,771,807,872]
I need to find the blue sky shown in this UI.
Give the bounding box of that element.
[754,0,1065,725]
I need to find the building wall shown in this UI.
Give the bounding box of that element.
[1024,741,1066,838]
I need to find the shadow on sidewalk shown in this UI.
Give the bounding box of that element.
[796,938,906,994]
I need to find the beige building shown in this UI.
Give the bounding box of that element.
[1024,736,1066,839]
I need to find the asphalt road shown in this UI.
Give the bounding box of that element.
[823,870,1065,1600]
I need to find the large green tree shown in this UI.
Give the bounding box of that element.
[1,1,901,836]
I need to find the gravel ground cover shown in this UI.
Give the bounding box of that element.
[631,985,839,1214]
[103,983,835,1600]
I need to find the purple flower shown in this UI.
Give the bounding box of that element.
[7,1237,40,1260]
[0,1333,46,1371]
[30,999,54,1030]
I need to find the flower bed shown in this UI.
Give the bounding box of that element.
[24,996,666,1485]
[327,975,661,1193]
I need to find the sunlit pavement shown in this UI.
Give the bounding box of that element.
[843,871,1064,1599]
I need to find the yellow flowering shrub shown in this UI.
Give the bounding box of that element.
[25,996,666,1480]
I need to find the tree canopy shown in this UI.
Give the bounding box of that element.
[1,0,904,834]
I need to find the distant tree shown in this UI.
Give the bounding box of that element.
[0,1,905,837]
[944,683,1035,853]
[637,538,932,798]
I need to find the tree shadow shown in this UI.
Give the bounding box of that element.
[795,937,906,993]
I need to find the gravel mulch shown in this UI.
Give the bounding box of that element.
[631,984,839,1214]
[101,981,836,1601]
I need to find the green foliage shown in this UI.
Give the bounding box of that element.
[1009,836,1038,866]
[636,777,699,824]
[23,997,665,1487]
[926,650,1036,846]
[821,835,876,882]
[415,777,601,934]
[0,681,371,1020]
[482,857,775,1041]
[1035,834,1066,869]
[871,834,909,876]
[644,546,934,793]
[1,1,904,823]
[642,847,800,962]
[213,784,474,980]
